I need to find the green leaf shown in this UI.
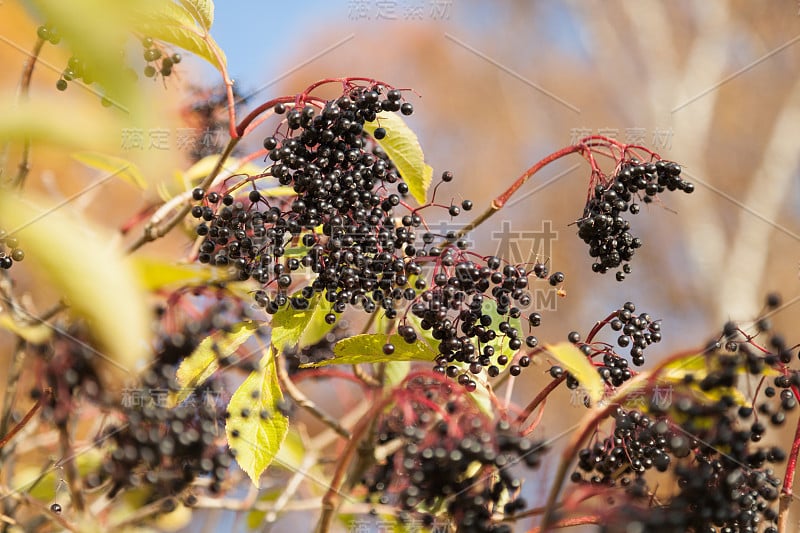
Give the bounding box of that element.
[363,111,433,205]
[226,354,289,487]
[0,192,150,382]
[271,293,334,350]
[382,360,411,388]
[175,322,259,401]
[545,342,604,404]
[72,151,147,190]
[131,256,217,290]
[179,0,214,30]
[303,333,437,367]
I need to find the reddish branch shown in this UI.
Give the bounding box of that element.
[0,388,49,450]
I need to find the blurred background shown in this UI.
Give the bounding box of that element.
[2,1,800,531]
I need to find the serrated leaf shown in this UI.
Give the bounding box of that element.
[0,314,52,344]
[131,256,216,290]
[271,293,334,350]
[226,355,289,487]
[179,0,214,29]
[72,151,147,190]
[545,342,604,404]
[303,333,437,367]
[0,192,150,382]
[175,321,259,401]
[363,112,433,205]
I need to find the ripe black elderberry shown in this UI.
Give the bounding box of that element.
[576,159,692,279]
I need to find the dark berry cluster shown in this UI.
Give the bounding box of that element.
[191,84,422,317]
[0,229,24,269]
[96,368,231,500]
[603,301,661,366]
[362,373,543,533]
[584,326,795,533]
[571,408,675,487]
[576,159,693,280]
[420,254,550,384]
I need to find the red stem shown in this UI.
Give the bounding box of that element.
[781,384,800,496]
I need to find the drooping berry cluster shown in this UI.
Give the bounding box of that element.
[576,159,693,280]
[572,408,675,487]
[420,254,553,385]
[362,373,543,533]
[0,229,24,269]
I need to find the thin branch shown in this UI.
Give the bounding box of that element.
[276,348,351,440]
[0,389,47,449]
[126,137,239,254]
[10,37,45,189]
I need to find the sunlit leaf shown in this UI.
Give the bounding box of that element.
[131,256,216,290]
[303,333,437,367]
[175,321,259,402]
[72,151,147,190]
[0,314,52,344]
[226,354,289,487]
[0,192,150,381]
[363,111,433,205]
[545,342,604,404]
[271,294,334,350]
[131,0,226,72]
[179,0,214,30]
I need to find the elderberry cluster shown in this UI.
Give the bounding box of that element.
[572,408,675,487]
[420,254,551,385]
[95,369,231,500]
[0,229,24,269]
[363,373,543,533]
[192,84,425,318]
[576,159,693,280]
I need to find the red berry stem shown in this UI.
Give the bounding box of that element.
[778,384,800,530]
[516,375,565,426]
[527,514,602,532]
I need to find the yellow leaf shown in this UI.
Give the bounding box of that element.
[363,112,433,205]
[0,314,52,344]
[130,256,216,290]
[545,342,604,404]
[72,152,147,190]
[0,192,151,382]
[174,321,259,403]
[226,354,289,487]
